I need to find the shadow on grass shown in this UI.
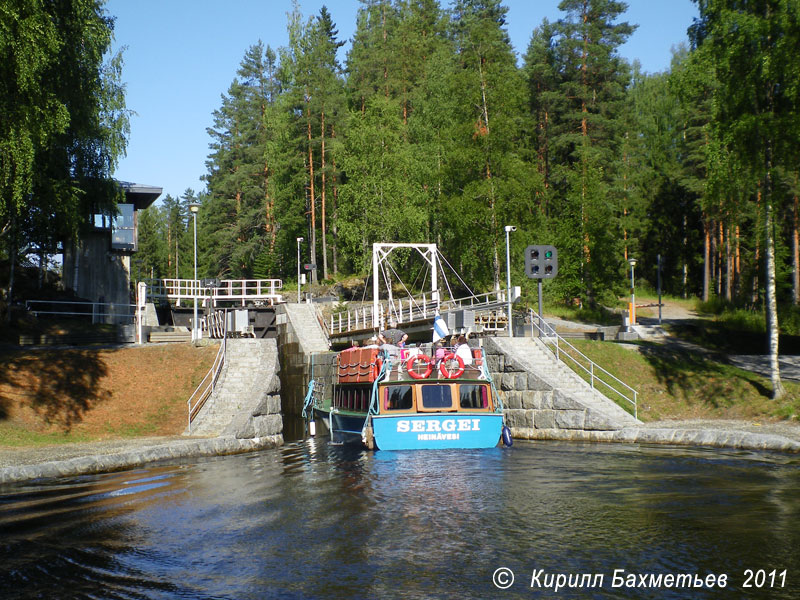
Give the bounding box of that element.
[669,322,800,356]
[0,349,110,431]
[638,341,772,407]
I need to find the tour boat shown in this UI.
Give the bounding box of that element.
[303,345,509,450]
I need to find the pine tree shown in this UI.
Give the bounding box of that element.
[310,7,346,280]
[623,60,706,299]
[530,0,635,304]
[523,18,562,213]
[203,41,289,279]
[347,0,399,112]
[448,0,538,290]
[136,205,168,279]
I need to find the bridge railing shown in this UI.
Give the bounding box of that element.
[529,309,638,419]
[328,303,380,335]
[146,278,284,306]
[326,289,510,335]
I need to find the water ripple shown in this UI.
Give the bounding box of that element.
[0,441,798,599]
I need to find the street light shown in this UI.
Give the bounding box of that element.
[189,202,201,342]
[296,237,304,303]
[628,257,637,328]
[504,226,516,337]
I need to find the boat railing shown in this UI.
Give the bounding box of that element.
[529,308,638,419]
[187,310,229,431]
[379,346,491,381]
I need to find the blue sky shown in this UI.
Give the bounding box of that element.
[106,0,698,204]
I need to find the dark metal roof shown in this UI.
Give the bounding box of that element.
[116,180,162,210]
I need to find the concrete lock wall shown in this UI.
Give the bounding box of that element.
[275,304,330,439]
[255,308,636,444]
[482,337,639,438]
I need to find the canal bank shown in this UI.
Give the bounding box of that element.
[1,419,799,484]
[3,303,799,484]
[0,435,282,484]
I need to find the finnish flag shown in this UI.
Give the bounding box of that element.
[432,313,449,342]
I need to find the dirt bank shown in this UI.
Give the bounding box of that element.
[0,343,217,446]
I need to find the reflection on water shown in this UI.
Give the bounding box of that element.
[1,441,798,599]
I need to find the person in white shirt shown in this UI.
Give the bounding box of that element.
[454,334,473,365]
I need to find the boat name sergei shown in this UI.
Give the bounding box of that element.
[396,419,481,433]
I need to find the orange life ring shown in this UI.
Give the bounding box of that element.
[439,352,464,379]
[406,354,433,379]
[372,357,383,380]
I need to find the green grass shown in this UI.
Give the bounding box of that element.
[0,423,95,448]
[544,303,622,326]
[564,338,800,422]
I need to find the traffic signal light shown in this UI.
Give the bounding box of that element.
[525,245,558,279]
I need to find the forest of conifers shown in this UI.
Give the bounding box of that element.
[134,0,800,324]
[3,0,800,324]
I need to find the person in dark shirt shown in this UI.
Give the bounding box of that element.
[378,319,408,346]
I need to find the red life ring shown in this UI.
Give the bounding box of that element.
[372,357,383,380]
[439,352,464,379]
[406,354,433,379]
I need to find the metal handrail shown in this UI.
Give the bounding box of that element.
[326,289,511,335]
[25,299,136,323]
[145,278,284,306]
[529,308,638,419]
[187,311,228,431]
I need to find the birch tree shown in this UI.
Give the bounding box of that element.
[691,0,800,399]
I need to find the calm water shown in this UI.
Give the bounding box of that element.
[1,440,799,599]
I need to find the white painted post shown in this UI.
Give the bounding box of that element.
[372,244,380,328]
[137,281,147,344]
[430,245,438,313]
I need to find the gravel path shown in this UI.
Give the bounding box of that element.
[0,436,193,470]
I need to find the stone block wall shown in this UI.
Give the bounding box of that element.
[483,338,633,436]
[229,372,283,439]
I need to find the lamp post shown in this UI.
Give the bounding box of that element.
[189,202,201,342]
[296,237,304,303]
[504,226,516,337]
[628,257,637,328]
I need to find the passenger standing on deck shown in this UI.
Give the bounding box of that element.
[378,319,408,347]
[454,335,474,365]
[449,334,459,350]
[433,341,446,366]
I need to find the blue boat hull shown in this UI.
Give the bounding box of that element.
[372,413,504,450]
[314,408,368,444]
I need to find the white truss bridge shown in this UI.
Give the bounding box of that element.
[325,243,517,340]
